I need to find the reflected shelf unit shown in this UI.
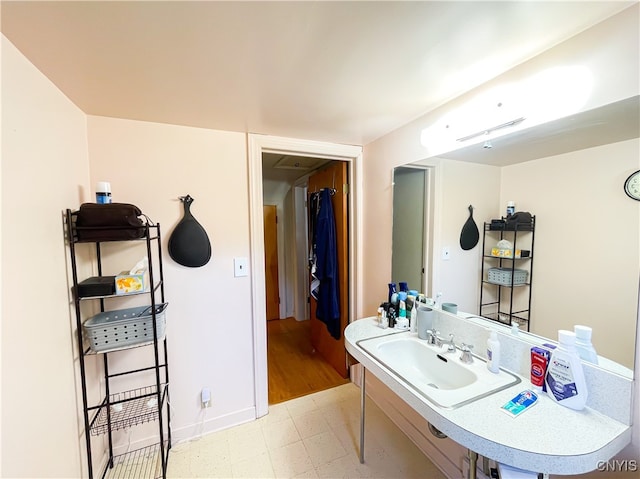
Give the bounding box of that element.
[66,208,171,479]
[479,215,535,331]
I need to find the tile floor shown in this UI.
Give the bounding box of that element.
[167,383,446,478]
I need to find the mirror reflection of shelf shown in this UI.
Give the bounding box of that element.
[479,216,535,332]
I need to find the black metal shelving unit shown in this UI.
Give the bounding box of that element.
[479,215,535,331]
[66,209,171,479]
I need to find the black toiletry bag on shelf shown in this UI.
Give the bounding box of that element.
[75,276,117,297]
[73,203,147,242]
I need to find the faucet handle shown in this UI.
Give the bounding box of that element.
[459,343,474,364]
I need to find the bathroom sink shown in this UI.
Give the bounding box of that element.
[357,332,520,409]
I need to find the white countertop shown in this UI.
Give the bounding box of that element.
[345,317,632,475]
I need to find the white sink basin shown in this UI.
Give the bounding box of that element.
[357,332,520,409]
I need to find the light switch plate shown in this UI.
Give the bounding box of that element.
[234,257,249,277]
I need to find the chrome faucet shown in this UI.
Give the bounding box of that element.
[426,330,442,348]
[446,334,456,353]
[459,343,474,364]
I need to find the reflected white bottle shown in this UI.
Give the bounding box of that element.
[486,330,501,373]
[574,325,598,364]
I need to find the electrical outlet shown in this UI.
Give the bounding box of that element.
[201,388,211,408]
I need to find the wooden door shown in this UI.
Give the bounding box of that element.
[308,162,349,378]
[264,205,280,320]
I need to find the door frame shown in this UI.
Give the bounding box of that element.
[248,134,363,417]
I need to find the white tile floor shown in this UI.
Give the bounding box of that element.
[167,383,446,478]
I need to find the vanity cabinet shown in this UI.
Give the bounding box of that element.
[66,208,171,479]
[479,216,535,331]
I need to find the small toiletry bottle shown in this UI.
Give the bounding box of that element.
[574,325,598,364]
[380,310,388,329]
[545,330,588,410]
[399,282,409,293]
[406,294,415,324]
[506,201,515,217]
[410,305,417,332]
[388,283,397,303]
[96,181,112,204]
[386,303,397,329]
[511,322,519,336]
[398,300,407,324]
[486,331,501,373]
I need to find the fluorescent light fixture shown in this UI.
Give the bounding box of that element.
[456,117,526,142]
[420,65,592,153]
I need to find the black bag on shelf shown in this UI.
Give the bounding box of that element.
[74,203,146,241]
[75,276,116,297]
[505,211,533,230]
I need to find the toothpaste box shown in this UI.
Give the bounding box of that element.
[501,390,539,418]
[531,346,553,392]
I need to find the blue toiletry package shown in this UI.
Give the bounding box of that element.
[501,390,538,418]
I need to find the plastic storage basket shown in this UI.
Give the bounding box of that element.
[83,303,168,352]
[487,268,528,286]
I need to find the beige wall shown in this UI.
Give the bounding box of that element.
[1,36,91,477]
[502,139,639,367]
[86,116,255,447]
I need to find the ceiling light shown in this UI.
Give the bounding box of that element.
[456,117,525,143]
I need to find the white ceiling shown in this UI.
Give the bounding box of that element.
[1,1,635,147]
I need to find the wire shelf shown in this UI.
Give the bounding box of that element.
[90,384,167,436]
[103,442,168,479]
[481,311,529,328]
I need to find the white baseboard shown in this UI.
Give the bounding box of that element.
[170,406,257,446]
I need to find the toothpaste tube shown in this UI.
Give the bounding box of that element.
[501,390,539,418]
[531,346,551,392]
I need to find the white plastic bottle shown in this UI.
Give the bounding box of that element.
[96,181,112,204]
[545,330,588,410]
[574,325,598,364]
[506,201,515,217]
[486,330,501,373]
[511,322,519,336]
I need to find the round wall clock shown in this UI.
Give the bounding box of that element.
[624,170,640,201]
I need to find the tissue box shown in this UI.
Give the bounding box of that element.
[115,270,148,295]
[491,248,527,258]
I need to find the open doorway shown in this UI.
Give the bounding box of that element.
[248,135,362,417]
[262,154,350,404]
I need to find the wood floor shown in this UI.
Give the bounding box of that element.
[267,317,349,404]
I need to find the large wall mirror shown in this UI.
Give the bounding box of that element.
[392,96,639,377]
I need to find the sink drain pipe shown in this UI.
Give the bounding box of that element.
[468,450,479,479]
[428,422,447,439]
[359,368,366,464]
